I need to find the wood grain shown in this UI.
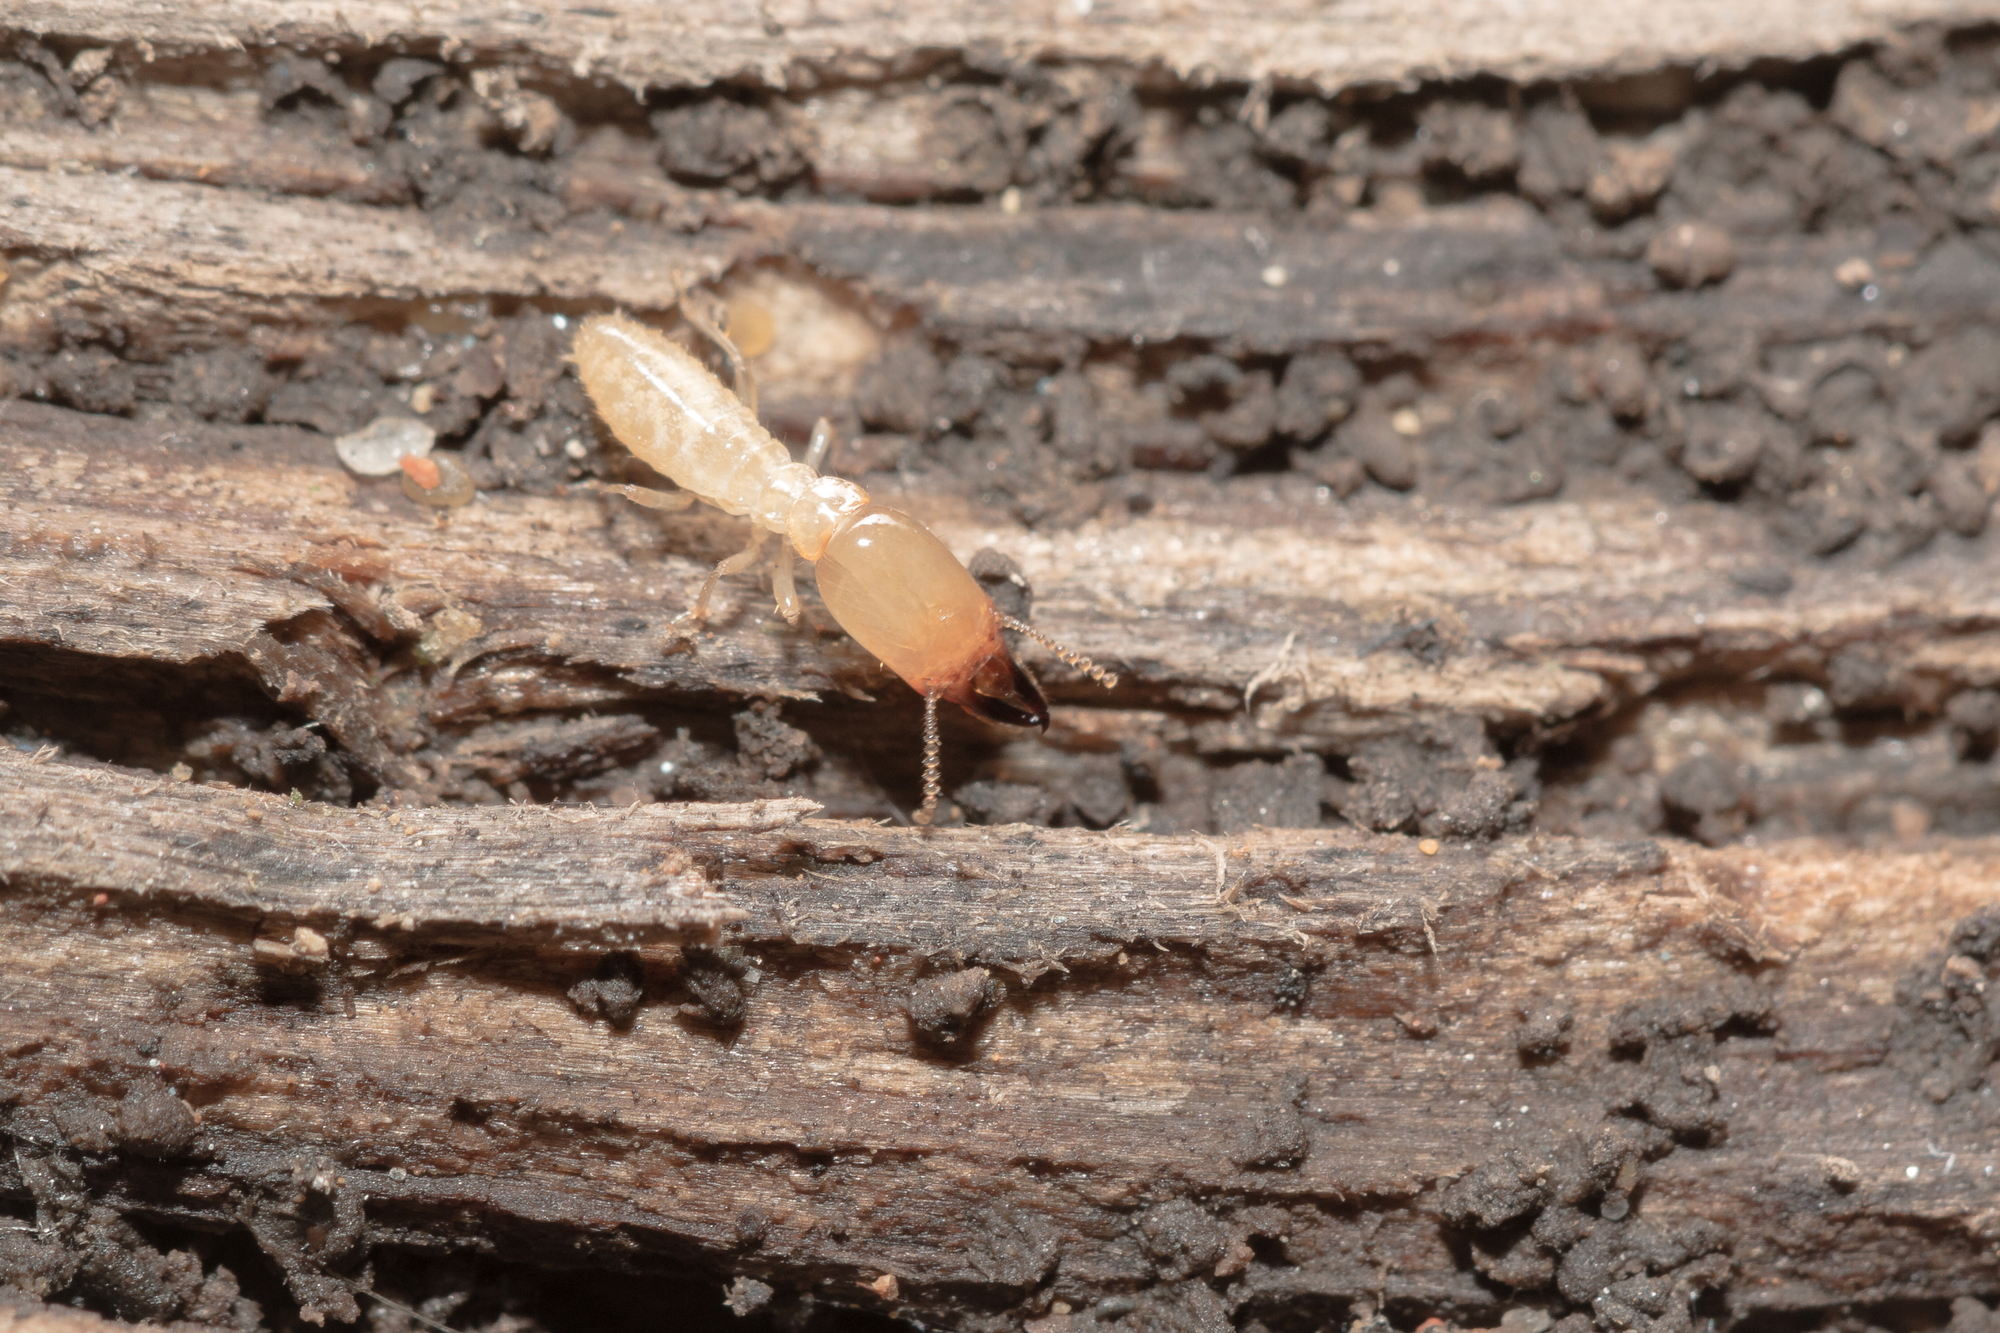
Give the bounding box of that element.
[2,744,1997,1328]
[5,3,2000,1329]
[6,398,1999,786]
[11,0,1992,93]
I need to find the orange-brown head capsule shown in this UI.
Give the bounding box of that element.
[813,506,1049,729]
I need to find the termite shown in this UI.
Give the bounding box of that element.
[570,295,1115,823]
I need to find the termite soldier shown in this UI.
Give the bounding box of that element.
[570,297,1114,823]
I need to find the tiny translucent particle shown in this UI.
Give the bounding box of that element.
[335,416,435,476]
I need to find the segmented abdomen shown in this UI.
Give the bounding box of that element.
[572,313,791,519]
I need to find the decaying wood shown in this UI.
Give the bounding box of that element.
[12,0,1998,94]
[10,157,1998,357]
[6,2,2000,1330]
[2,744,1998,1329]
[5,396,1999,782]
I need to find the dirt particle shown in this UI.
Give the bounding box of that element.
[1587,138,1678,220]
[653,98,808,193]
[1928,456,1991,536]
[1591,345,1653,422]
[905,966,1001,1046]
[1729,563,1793,596]
[1273,351,1360,441]
[1211,754,1324,832]
[45,349,137,417]
[1646,221,1735,288]
[1422,101,1522,183]
[854,337,945,435]
[169,348,275,423]
[1339,405,1420,490]
[567,951,645,1027]
[1232,1100,1310,1170]
[372,57,442,107]
[1271,963,1312,1014]
[1331,719,1534,839]
[957,780,1058,827]
[1676,402,1775,485]
[1658,752,1751,846]
[1393,1010,1438,1038]
[470,68,571,156]
[1517,1003,1576,1063]
[733,701,818,782]
[1609,988,1770,1139]
[1137,1199,1225,1279]
[1817,1155,1863,1191]
[680,945,748,1027]
[725,1275,774,1315]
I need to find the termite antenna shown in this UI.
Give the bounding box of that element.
[344,1284,459,1333]
[999,616,1118,689]
[676,288,758,419]
[914,690,942,826]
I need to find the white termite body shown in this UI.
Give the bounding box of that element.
[571,308,1115,818]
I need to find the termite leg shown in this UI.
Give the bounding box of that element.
[914,689,942,826]
[771,538,802,626]
[678,295,758,420]
[1000,616,1120,689]
[589,481,698,513]
[804,416,836,473]
[675,526,769,631]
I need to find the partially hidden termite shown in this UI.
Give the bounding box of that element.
[570,296,1115,823]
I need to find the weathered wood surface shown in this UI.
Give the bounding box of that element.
[2,744,1997,1329]
[5,2,2000,1329]
[10,0,1995,93]
[5,397,1999,784]
[0,748,779,942]
[8,156,1997,357]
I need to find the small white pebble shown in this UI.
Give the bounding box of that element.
[335,417,436,476]
[1906,1165,1920,1180]
[563,438,588,460]
[1261,264,1288,288]
[1390,408,1423,437]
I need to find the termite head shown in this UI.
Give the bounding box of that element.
[814,506,1111,732]
[948,638,1050,731]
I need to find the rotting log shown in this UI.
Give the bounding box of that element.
[2,746,1998,1330]
[6,1,2000,1330]
[11,0,2000,96]
[5,396,2000,788]
[8,160,1998,358]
